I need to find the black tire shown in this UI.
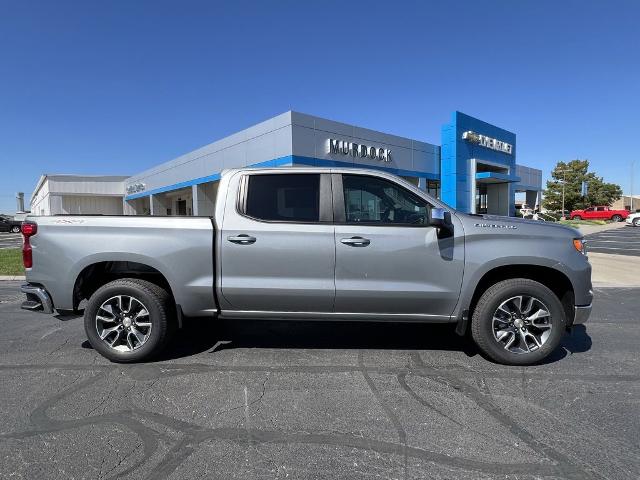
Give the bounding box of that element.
[634,218,640,227]
[84,278,174,363]
[10,226,20,233]
[612,215,622,222]
[572,215,581,221]
[470,279,566,365]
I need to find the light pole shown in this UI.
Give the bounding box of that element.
[632,160,635,212]
[558,168,570,220]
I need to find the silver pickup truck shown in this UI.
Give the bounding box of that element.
[20,167,592,365]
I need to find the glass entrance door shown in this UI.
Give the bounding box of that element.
[476,184,488,214]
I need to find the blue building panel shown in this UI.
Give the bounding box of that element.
[440,111,519,214]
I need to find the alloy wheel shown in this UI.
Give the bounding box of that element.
[95,295,152,352]
[492,295,552,354]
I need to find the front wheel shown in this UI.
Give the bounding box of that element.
[634,218,640,227]
[611,215,622,222]
[471,279,566,365]
[571,215,581,221]
[84,278,174,363]
[10,226,20,233]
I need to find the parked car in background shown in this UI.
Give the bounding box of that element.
[570,206,629,222]
[627,212,640,227]
[0,215,21,233]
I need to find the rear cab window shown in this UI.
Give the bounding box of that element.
[243,174,320,222]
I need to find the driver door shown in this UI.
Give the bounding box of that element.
[332,173,464,317]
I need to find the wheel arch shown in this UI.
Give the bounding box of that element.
[73,260,176,312]
[461,264,575,334]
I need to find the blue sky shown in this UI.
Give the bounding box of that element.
[1,0,639,213]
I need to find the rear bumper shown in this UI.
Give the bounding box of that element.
[573,304,592,325]
[21,284,54,314]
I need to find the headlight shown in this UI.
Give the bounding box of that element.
[573,238,586,254]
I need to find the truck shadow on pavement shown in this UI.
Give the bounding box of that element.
[151,319,593,364]
[76,312,593,364]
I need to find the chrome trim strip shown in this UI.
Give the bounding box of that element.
[573,304,592,325]
[21,284,54,314]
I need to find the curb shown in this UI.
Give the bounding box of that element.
[0,276,25,281]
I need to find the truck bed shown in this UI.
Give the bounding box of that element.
[24,215,217,317]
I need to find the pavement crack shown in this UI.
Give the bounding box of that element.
[358,351,408,480]
[409,351,603,480]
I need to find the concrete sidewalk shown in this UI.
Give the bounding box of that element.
[572,220,629,236]
[589,252,640,287]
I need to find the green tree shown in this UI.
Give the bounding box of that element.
[543,159,622,212]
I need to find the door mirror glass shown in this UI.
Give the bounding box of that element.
[429,208,452,229]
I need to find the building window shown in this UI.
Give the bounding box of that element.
[342,175,428,225]
[426,180,440,199]
[245,174,320,222]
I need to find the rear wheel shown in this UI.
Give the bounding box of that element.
[84,278,174,362]
[634,218,640,227]
[471,279,566,365]
[612,214,622,222]
[10,226,20,233]
[572,215,581,221]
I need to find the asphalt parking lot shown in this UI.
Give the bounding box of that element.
[585,224,640,256]
[0,233,22,250]
[0,281,639,479]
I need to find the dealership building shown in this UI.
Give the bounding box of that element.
[30,111,542,217]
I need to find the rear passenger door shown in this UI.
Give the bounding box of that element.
[594,207,607,219]
[220,172,336,313]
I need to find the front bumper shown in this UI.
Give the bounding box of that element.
[573,304,592,325]
[21,284,54,314]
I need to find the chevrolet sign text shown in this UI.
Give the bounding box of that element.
[462,131,513,155]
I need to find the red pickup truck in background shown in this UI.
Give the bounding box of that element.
[570,206,629,221]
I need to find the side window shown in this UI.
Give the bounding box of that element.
[342,175,429,225]
[245,174,320,222]
[595,207,605,211]
[586,207,594,212]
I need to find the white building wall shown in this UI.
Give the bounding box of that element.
[48,176,126,195]
[30,175,127,215]
[30,179,51,215]
[61,196,124,215]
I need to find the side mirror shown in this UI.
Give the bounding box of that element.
[429,207,452,229]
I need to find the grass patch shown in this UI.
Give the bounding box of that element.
[0,248,24,276]
[558,219,607,226]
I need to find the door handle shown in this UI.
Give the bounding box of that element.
[340,236,370,247]
[227,234,256,245]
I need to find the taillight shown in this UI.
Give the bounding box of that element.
[21,222,37,268]
[22,223,37,237]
